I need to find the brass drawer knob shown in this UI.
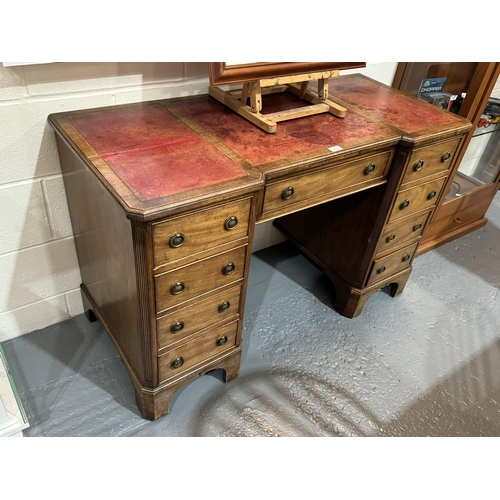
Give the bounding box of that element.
[364,163,376,175]
[170,281,185,295]
[282,186,295,200]
[400,199,410,210]
[441,152,451,163]
[413,160,424,172]
[224,216,238,231]
[171,356,184,369]
[427,190,437,200]
[170,321,184,334]
[386,233,396,243]
[413,222,422,232]
[218,300,231,313]
[169,233,185,248]
[377,265,386,274]
[402,253,411,262]
[222,262,235,275]
[216,335,228,346]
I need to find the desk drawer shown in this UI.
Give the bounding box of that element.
[153,198,251,268]
[402,137,460,186]
[388,177,446,223]
[367,241,419,286]
[157,285,242,350]
[155,245,246,313]
[261,150,392,219]
[158,321,238,383]
[376,209,431,256]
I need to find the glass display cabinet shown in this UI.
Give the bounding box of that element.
[392,62,500,254]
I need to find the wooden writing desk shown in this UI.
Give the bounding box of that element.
[48,75,471,419]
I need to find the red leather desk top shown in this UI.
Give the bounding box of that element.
[61,75,467,204]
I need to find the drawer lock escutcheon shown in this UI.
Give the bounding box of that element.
[170,321,184,334]
[413,222,422,232]
[282,186,295,200]
[222,262,236,275]
[171,356,184,369]
[377,266,386,274]
[427,190,437,200]
[218,300,231,313]
[400,199,410,210]
[217,335,228,346]
[169,233,185,248]
[441,152,451,163]
[402,253,411,262]
[386,233,396,243]
[224,216,238,230]
[364,163,376,175]
[413,160,424,172]
[170,281,185,295]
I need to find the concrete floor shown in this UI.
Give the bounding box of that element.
[3,193,500,437]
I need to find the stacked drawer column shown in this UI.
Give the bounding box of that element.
[140,196,258,419]
[371,136,461,286]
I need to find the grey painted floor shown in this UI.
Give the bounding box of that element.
[3,193,500,437]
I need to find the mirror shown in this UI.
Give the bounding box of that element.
[208,62,365,86]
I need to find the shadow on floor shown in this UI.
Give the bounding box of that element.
[184,338,500,436]
[376,337,500,437]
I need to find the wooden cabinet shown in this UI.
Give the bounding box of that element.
[392,62,500,253]
[49,76,470,419]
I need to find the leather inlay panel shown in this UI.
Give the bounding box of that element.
[66,104,249,201]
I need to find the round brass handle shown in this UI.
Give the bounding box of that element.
[171,356,184,369]
[400,199,410,210]
[222,262,235,275]
[386,233,396,243]
[224,216,238,231]
[364,163,376,175]
[427,190,437,200]
[170,321,184,334]
[216,335,228,346]
[377,266,386,274]
[402,253,411,262]
[282,186,295,200]
[170,281,185,295]
[218,300,230,313]
[441,152,451,163]
[169,233,185,248]
[413,160,424,172]
[413,222,422,232]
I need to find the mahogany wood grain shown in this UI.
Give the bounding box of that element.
[376,209,431,257]
[153,198,251,269]
[154,245,247,313]
[366,241,419,286]
[274,186,388,288]
[261,150,392,221]
[402,137,460,187]
[388,177,447,223]
[135,346,243,420]
[55,135,149,385]
[158,321,239,383]
[157,285,242,350]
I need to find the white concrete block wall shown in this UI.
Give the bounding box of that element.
[0,61,396,340]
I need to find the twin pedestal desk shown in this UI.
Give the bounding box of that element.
[49,75,471,419]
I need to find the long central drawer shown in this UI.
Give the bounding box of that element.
[261,150,393,220]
